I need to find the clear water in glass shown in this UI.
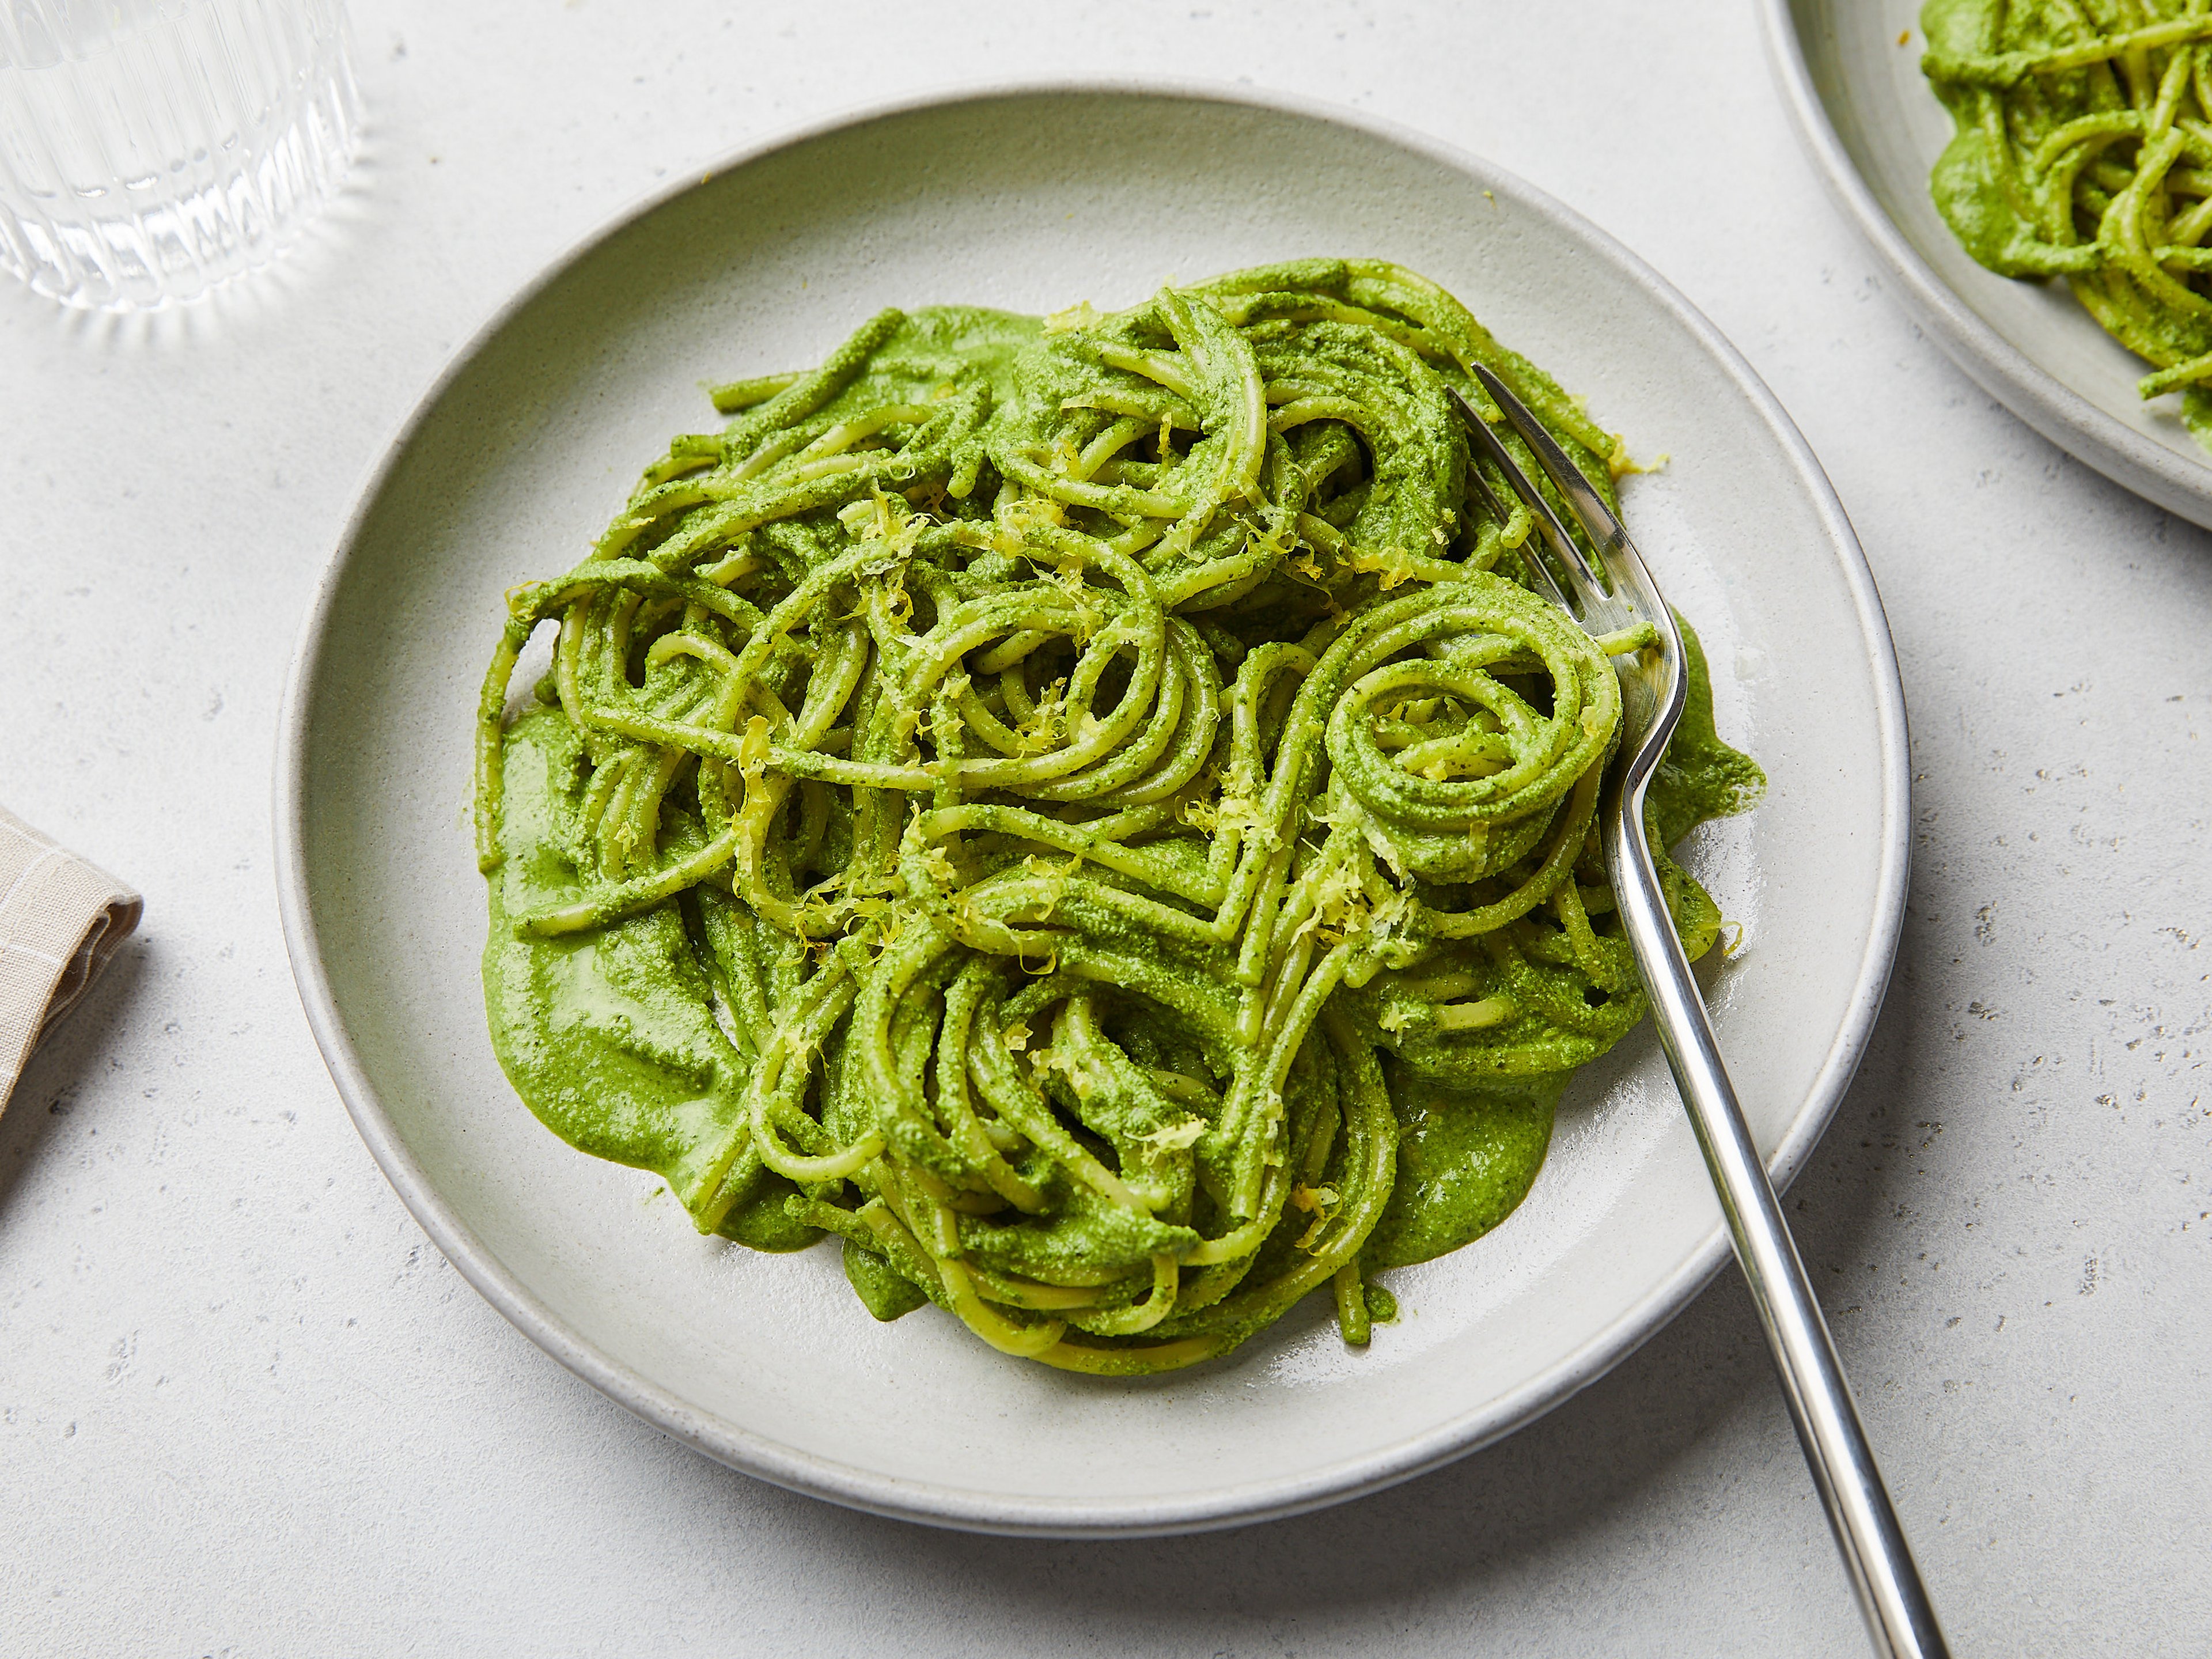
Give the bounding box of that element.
[0,0,360,311]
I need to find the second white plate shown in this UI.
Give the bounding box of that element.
[276,84,1908,1536]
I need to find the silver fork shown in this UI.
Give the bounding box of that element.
[1452,367,1948,1659]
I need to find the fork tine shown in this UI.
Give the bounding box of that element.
[1457,423,1575,613]
[1448,386,1599,611]
[1469,364,1628,580]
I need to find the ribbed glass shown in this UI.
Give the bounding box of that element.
[0,0,360,310]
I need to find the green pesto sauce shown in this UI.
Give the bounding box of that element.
[1363,1071,1561,1269]
[480,287,1765,1354]
[484,704,816,1251]
[812,304,1041,418]
[1921,0,2109,280]
[843,1234,930,1320]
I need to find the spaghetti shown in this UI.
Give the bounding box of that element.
[475,260,1760,1373]
[1924,0,2212,439]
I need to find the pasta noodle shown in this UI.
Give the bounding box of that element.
[474,259,1761,1373]
[1924,0,2212,439]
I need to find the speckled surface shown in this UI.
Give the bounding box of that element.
[2,2,2206,1654]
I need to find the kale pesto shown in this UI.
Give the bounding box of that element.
[1923,0,2212,444]
[476,262,1762,1373]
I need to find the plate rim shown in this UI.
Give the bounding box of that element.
[272,76,1912,1537]
[1762,0,2212,527]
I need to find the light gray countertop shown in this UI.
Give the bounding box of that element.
[3,2,2206,1653]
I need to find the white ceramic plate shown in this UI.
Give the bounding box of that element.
[1767,0,2212,527]
[275,84,1908,1536]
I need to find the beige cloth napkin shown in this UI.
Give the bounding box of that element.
[0,805,142,1115]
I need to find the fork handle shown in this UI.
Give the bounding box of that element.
[1605,802,1949,1659]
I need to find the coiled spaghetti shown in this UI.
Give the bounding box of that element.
[1924,0,2212,438]
[475,259,1760,1373]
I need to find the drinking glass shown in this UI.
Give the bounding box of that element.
[0,0,360,311]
